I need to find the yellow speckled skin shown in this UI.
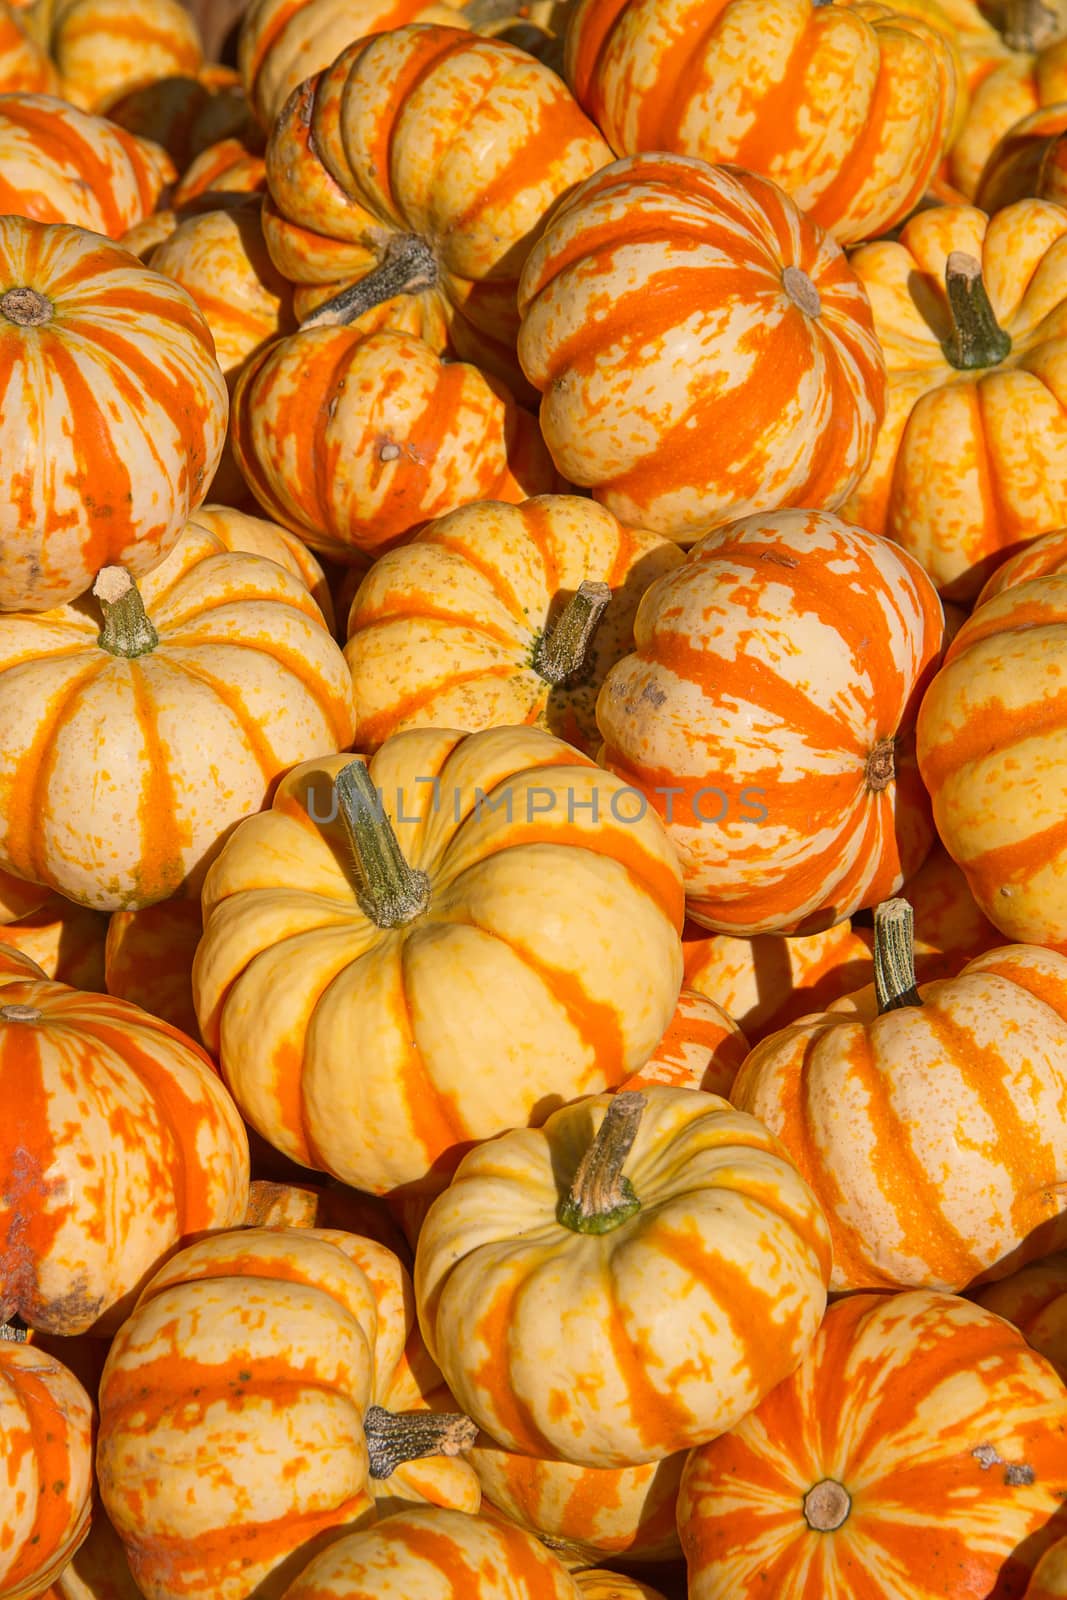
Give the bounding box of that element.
[46,0,203,112]
[845,199,1067,600]
[564,0,962,245]
[414,1086,832,1468]
[193,725,685,1197]
[0,523,356,911]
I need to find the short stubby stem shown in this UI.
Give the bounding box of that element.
[865,739,895,793]
[534,581,612,685]
[363,1405,479,1479]
[334,760,432,929]
[94,568,160,658]
[0,1005,43,1023]
[803,1478,851,1531]
[782,265,822,317]
[0,287,53,327]
[558,1091,644,1234]
[299,234,439,331]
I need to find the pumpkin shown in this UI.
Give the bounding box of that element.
[683,919,875,1042]
[414,1086,832,1467]
[0,217,228,612]
[106,64,260,174]
[0,969,249,1334]
[97,1226,480,1600]
[677,1288,1067,1599]
[950,34,1067,196]
[976,520,1067,597]
[0,893,107,988]
[104,898,202,1037]
[36,1508,142,1600]
[843,198,1067,600]
[562,0,962,246]
[0,1338,93,1599]
[343,496,683,755]
[731,899,1067,1292]
[916,570,1067,944]
[260,24,612,397]
[0,93,174,236]
[618,987,748,1097]
[595,508,943,936]
[0,525,355,910]
[43,0,203,112]
[276,1506,583,1600]
[974,99,1067,207]
[192,725,685,1198]
[971,1251,1067,1381]
[238,0,470,130]
[171,133,265,206]
[516,154,887,541]
[243,1178,412,1262]
[470,1442,685,1567]
[187,502,334,629]
[1027,1538,1067,1598]
[230,324,564,564]
[146,196,296,385]
[0,0,59,93]
[877,836,999,974]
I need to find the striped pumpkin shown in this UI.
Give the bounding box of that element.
[916,572,1067,945]
[0,893,107,989]
[563,0,962,247]
[471,1444,685,1567]
[35,1508,142,1600]
[97,1227,478,1600]
[414,1087,832,1467]
[231,325,564,564]
[971,1252,1067,1382]
[0,524,355,910]
[104,899,203,1038]
[677,1289,1067,1599]
[618,987,748,1098]
[0,970,249,1335]
[731,907,1067,1292]
[105,64,258,174]
[187,502,334,630]
[261,25,612,399]
[974,102,1067,209]
[0,1,58,92]
[595,509,944,936]
[238,0,468,130]
[343,496,683,755]
[949,34,1067,197]
[0,93,175,234]
[976,522,1067,599]
[0,1339,93,1599]
[516,155,887,542]
[44,0,203,112]
[843,199,1067,600]
[274,1507,583,1600]
[172,134,266,207]
[193,726,685,1197]
[0,217,227,612]
[243,1179,412,1263]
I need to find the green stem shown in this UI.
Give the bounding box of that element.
[942,253,1011,371]
[299,234,439,331]
[533,581,611,685]
[557,1092,644,1235]
[94,568,159,658]
[334,761,431,929]
[873,898,923,1013]
[363,1405,478,1478]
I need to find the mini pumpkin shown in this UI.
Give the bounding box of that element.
[414,1086,832,1467]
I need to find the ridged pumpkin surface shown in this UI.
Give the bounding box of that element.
[618,986,747,1097]
[0,217,227,612]
[0,972,249,1335]
[193,726,685,1196]
[677,1290,1067,1598]
[0,1339,93,1599]
[517,155,887,541]
[595,509,943,935]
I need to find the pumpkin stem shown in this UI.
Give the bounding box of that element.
[334,760,431,929]
[558,1091,644,1235]
[0,1322,29,1342]
[94,568,159,658]
[0,1005,43,1022]
[803,1478,851,1531]
[533,580,612,685]
[363,1405,478,1478]
[942,253,1011,370]
[782,265,822,317]
[873,898,923,1013]
[299,234,439,331]
[865,739,895,792]
[461,0,525,24]
[0,287,53,327]
[1003,0,1065,49]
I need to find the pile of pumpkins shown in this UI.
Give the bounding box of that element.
[3,0,1067,1595]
